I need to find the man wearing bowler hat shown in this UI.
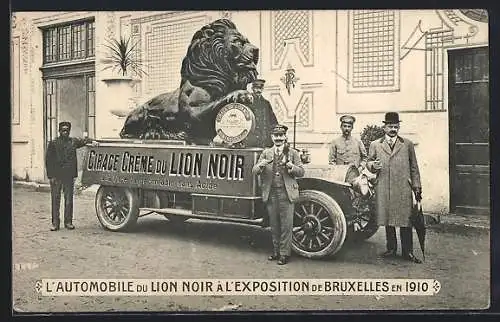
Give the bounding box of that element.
[245,79,278,148]
[366,112,423,263]
[252,124,304,265]
[328,114,368,169]
[45,121,98,231]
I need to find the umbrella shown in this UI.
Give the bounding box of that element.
[410,193,426,262]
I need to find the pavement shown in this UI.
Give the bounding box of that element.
[11,184,491,311]
[12,180,490,231]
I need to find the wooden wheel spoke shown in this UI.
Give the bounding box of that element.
[299,234,307,245]
[319,231,330,240]
[119,211,127,221]
[294,210,304,219]
[293,230,305,242]
[301,204,308,216]
[315,236,323,247]
[293,232,305,244]
[111,212,120,222]
[322,226,335,232]
[314,207,323,218]
[119,209,128,219]
[293,226,304,233]
[319,215,329,223]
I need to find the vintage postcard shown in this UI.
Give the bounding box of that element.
[11,9,490,312]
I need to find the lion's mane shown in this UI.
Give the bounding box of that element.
[180,19,258,100]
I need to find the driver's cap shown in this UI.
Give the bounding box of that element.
[272,124,288,135]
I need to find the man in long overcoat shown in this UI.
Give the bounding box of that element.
[245,79,278,148]
[366,112,423,263]
[45,121,96,231]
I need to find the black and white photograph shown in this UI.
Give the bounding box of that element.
[11,9,490,312]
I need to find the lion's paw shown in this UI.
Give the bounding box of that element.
[226,90,254,105]
[142,128,164,140]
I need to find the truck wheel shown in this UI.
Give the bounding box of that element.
[95,186,139,231]
[292,190,347,259]
[347,212,379,242]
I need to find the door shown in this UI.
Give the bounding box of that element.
[58,76,87,172]
[448,47,489,215]
[43,74,95,179]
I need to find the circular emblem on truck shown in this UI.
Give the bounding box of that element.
[215,103,255,144]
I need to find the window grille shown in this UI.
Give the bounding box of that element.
[348,10,400,92]
[43,20,95,64]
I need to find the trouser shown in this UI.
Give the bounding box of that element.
[266,187,294,256]
[50,177,75,227]
[385,226,413,255]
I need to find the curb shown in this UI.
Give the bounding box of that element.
[13,180,98,197]
[428,214,489,231]
[13,181,489,230]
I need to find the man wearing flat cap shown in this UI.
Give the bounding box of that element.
[252,124,304,265]
[328,115,367,169]
[45,121,98,231]
[245,79,278,148]
[366,112,423,263]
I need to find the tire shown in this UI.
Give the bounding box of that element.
[95,186,139,231]
[292,190,347,259]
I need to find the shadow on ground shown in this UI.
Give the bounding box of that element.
[127,215,385,264]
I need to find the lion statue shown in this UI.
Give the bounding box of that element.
[119,19,259,145]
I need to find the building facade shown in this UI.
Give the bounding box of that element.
[11,10,489,215]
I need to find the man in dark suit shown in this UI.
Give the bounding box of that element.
[45,121,97,231]
[252,124,305,265]
[366,112,423,263]
[245,79,278,148]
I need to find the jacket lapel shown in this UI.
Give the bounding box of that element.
[267,148,275,164]
[379,137,392,155]
[391,137,404,156]
[269,148,275,160]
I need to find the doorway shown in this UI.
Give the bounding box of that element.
[448,46,489,215]
[43,74,95,178]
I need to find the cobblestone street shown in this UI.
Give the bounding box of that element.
[12,186,490,312]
